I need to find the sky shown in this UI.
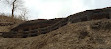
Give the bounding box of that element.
[0,0,111,20]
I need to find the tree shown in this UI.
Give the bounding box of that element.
[19,8,29,20]
[2,0,27,19]
[11,0,16,18]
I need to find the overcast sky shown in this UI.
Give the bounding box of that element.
[0,0,111,20]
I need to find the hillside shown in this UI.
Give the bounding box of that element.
[0,15,23,23]
[0,19,111,49]
[0,15,24,32]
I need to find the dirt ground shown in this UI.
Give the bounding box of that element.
[0,19,111,49]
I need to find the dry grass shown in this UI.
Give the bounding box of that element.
[0,15,24,22]
[0,26,11,32]
[0,19,111,49]
[0,15,25,32]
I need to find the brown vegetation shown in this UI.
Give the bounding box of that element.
[0,15,24,32]
[0,19,111,49]
[0,7,111,49]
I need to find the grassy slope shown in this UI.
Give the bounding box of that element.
[0,19,111,49]
[0,16,24,32]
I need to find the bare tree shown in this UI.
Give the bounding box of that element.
[21,8,29,20]
[11,0,16,18]
[19,8,29,20]
[2,0,27,19]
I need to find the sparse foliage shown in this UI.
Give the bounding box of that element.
[19,8,29,20]
[1,0,28,20]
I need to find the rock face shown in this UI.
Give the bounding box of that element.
[0,19,111,49]
[2,18,67,38]
[11,18,63,32]
[67,7,111,23]
[2,7,111,38]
